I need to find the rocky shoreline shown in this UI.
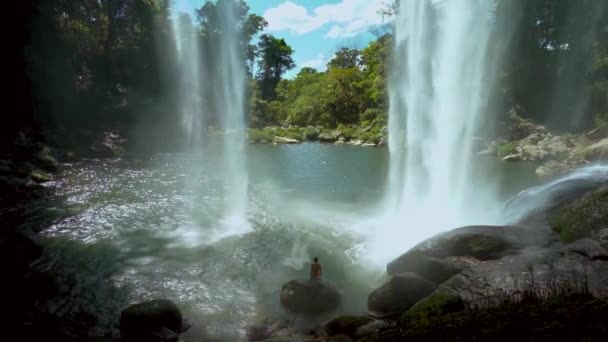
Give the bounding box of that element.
[248,125,388,147]
[478,111,608,179]
[251,166,608,341]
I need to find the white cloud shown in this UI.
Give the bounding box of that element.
[300,53,331,70]
[263,0,386,39]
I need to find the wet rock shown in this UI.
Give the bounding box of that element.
[368,272,435,317]
[535,160,571,179]
[509,110,547,139]
[561,238,608,260]
[119,299,184,341]
[401,290,464,322]
[502,153,521,161]
[387,253,461,283]
[280,279,340,315]
[35,146,58,171]
[585,138,608,161]
[30,170,50,183]
[362,143,376,147]
[549,185,608,242]
[347,139,363,146]
[325,315,371,338]
[273,136,300,144]
[329,334,353,342]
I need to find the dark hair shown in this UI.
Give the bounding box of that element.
[313,257,318,263]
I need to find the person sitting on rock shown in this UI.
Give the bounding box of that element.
[310,257,322,280]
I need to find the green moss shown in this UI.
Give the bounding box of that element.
[401,292,464,325]
[496,142,516,156]
[325,315,371,337]
[550,187,608,243]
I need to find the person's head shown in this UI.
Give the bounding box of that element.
[313,257,318,263]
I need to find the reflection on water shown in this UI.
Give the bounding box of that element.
[25,143,537,340]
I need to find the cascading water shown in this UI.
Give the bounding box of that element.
[371,0,508,262]
[214,1,250,233]
[171,13,204,152]
[170,0,250,242]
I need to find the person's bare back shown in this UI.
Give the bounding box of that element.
[310,257,322,280]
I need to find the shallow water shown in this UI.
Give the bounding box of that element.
[22,143,538,340]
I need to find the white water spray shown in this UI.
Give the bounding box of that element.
[371,0,505,262]
[170,1,250,242]
[171,13,203,152]
[214,1,250,234]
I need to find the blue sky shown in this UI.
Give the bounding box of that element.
[173,0,388,78]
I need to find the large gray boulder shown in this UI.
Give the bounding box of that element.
[280,279,341,315]
[119,299,184,342]
[367,272,435,317]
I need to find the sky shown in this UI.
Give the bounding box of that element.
[173,0,389,78]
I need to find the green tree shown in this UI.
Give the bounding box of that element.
[327,47,361,69]
[256,34,295,99]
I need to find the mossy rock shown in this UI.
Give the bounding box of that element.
[30,170,51,183]
[496,142,517,157]
[550,186,608,243]
[325,315,371,338]
[401,291,464,325]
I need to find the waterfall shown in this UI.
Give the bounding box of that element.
[214,0,250,232]
[170,0,250,241]
[373,0,510,261]
[171,13,203,152]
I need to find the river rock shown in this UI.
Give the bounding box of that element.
[35,146,58,171]
[387,252,461,283]
[561,238,608,260]
[273,136,300,144]
[535,160,572,179]
[280,279,341,315]
[509,110,547,139]
[585,138,608,161]
[368,272,435,317]
[319,130,342,142]
[30,170,50,183]
[119,299,184,341]
[347,139,363,146]
[502,153,521,161]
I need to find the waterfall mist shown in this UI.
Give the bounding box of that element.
[169,0,250,242]
[369,0,516,263]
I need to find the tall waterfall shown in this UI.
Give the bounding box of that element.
[214,1,249,231]
[170,0,249,240]
[171,13,203,152]
[375,0,509,261]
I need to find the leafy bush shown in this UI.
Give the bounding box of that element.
[496,142,516,156]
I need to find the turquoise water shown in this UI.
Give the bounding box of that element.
[26,143,538,340]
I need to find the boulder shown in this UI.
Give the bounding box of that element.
[368,272,435,317]
[502,154,521,161]
[401,291,464,322]
[362,143,376,147]
[318,130,342,143]
[509,110,547,139]
[535,161,571,179]
[561,238,608,260]
[119,299,184,341]
[273,136,300,144]
[280,279,340,315]
[347,139,363,146]
[325,315,371,338]
[549,186,608,243]
[585,138,608,161]
[35,146,59,171]
[387,253,461,284]
[30,170,50,183]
